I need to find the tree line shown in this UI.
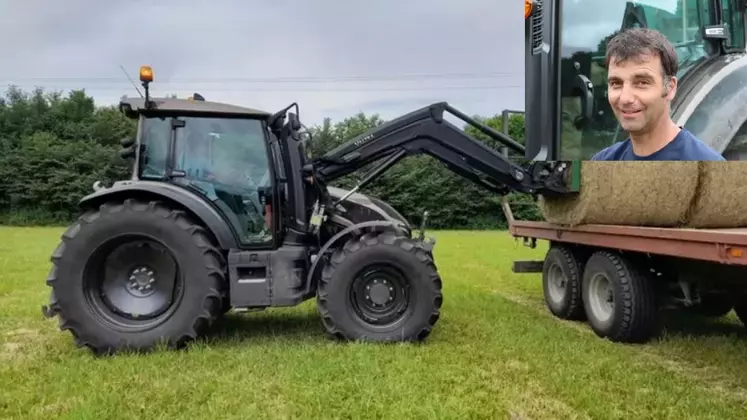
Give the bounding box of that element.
[0,86,542,228]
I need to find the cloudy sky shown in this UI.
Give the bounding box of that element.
[0,0,524,125]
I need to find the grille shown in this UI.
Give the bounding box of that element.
[531,0,544,55]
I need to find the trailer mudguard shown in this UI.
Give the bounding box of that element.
[78,180,239,249]
[674,53,747,155]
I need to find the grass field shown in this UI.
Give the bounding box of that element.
[3,227,747,419]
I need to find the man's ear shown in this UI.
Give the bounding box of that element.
[664,76,678,101]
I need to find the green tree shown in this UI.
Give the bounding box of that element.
[0,85,541,228]
[0,86,134,224]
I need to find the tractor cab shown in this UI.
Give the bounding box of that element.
[525,0,747,160]
[119,66,278,248]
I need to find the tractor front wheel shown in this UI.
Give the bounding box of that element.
[44,198,227,355]
[316,230,443,342]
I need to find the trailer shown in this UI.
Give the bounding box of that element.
[502,198,747,344]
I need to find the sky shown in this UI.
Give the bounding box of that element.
[0,0,524,125]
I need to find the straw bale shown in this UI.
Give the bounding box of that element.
[538,161,700,227]
[685,161,747,228]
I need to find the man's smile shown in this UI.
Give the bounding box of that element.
[619,109,643,118]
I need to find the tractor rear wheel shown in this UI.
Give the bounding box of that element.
[44,198,226,355]
[316,230,443,342]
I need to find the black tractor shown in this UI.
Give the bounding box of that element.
[41,66,572,354]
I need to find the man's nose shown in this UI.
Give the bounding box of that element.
[617,83,636,104]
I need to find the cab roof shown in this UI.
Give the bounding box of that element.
[118,96,271,119]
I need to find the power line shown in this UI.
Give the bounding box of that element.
[1,84,521,92]
[0,71,517,84]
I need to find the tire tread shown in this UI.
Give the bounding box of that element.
[44,198,226,355]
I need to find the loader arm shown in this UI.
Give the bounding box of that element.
[311,102,573,197]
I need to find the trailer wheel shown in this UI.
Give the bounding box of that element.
[542,245,586,320]
[316,230,443,342]
[582,251,657,343]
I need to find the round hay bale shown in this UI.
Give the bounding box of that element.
[686,162,747,228]
[538,161,701,227]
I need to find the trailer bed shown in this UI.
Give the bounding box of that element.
[500,199,747,344]
[502,200,747,266]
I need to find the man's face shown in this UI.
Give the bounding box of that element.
[607,53,676,134]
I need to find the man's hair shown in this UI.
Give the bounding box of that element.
[605,28,678,79]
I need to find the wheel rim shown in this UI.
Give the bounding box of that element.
[83,234,183,331]
[547,262,567,304]
[588,273,614,322]
[349,264,411,327]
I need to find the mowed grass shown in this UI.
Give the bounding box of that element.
[2,227,747,419]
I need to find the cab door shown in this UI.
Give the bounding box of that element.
[171,116,277,249]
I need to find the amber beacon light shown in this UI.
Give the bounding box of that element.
[139,66,154,83]
[525,0,533,18]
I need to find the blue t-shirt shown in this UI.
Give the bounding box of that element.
[591,128,725,161]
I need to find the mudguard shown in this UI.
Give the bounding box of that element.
[305,220,414,294]
[78,180,238,249]
[674,53,747,155]
[326,186,411,230]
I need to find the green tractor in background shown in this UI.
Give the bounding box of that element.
[525,0,747,160]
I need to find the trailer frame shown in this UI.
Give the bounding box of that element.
[501,197,747,343]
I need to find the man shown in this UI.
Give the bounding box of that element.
[591,28,725,161]
[178,128,215,180]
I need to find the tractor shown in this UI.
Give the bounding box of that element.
[41,65,573,354]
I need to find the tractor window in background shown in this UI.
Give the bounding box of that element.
[722,0,746,50]
[138,116,171,179]
[174,116,274,247]
[559,0,713,160]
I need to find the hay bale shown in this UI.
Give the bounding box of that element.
[686,162,747,228]
[538,161,700,227]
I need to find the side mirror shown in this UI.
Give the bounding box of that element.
[120,144,136,160]
[120,144,145,161]
[288,113,302,131]
[573,74,595,129]
[120,137,135,148]
[269,114,286,132]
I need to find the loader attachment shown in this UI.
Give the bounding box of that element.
[311,102,576,198]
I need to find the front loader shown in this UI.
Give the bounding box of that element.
[41,65,577,354]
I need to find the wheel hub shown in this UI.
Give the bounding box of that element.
[88,239,179,323]
[547,263,567,303]
[589,273,615,322]
[350,265,411,327]
[366,278,394,306]
[126,266,157,297]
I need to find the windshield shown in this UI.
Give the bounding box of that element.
[559,0,715,160]
[138,115,269,184]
